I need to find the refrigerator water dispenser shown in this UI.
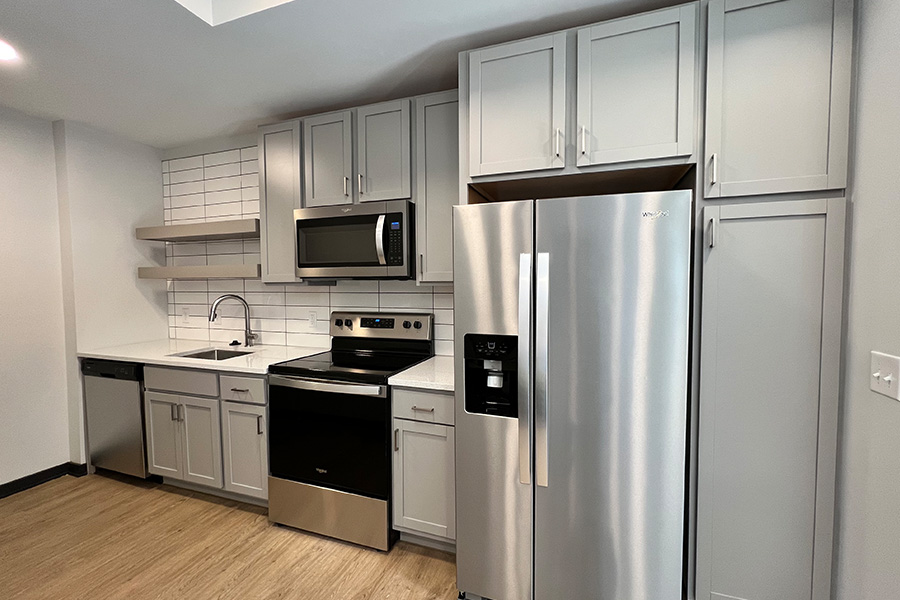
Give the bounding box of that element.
[463,334,518,418]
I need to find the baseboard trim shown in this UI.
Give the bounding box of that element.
[0,462,87,500]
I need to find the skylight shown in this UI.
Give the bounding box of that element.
[173,0,297,26]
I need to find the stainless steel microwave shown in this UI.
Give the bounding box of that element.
[293,200,414,280]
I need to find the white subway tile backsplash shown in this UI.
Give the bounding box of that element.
[170,181,205,196]
[203,149,241,167]
[204,162,241,180]
[162,146,454,354]
[205,188,242,205]
[169,167,204,184]
[205,176,242,193]
[169,156,203,172]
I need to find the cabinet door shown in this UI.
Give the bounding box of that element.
[468,32,567,177]
[576,4,696,166]
[392,418,456,540]
[696,199,845,600]
[705,0,852,197]
[180,396,223,489]
[258,121,301,283]
[303,111,353,207]
[415,91,458,283]
[145,392,182,479]
[221,401,268,500]
[357,100,411,202]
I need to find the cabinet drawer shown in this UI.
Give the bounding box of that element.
[145,366,219,397]
[220,375,266,405]
[393,388,454,425]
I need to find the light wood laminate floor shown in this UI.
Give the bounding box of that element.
[0,474,457,600]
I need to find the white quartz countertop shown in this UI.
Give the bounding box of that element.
[78,340,323,375]
[389,356,455,392]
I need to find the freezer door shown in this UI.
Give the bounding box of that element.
[533,191,691,600]
[454,200,534,600]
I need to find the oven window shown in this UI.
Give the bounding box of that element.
[297,215,381,267]
[269,383,391,500]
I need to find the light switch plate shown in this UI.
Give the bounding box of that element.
[870,351,900,400]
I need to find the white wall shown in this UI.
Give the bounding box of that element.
[0,106,71,484]
[53,120,168,463]
[835,0,900,597]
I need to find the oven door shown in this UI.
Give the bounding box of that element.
[268,375,391,500]
[293,200,412,279]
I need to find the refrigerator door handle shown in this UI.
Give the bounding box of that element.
[535,252,550,488]
[517,253,533,485]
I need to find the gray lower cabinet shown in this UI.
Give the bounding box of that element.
[145,391,183,479]
[356,99,411,202]
[696,198,845,600]
[414,90,458,283]
[221,401,267,500]
[576,4,696,166]
[258,120,301,283]
[704,0,853,197]
[392,387,456,542]
[303,111,353,207]
[467,32,567,177]
[145,391,223,489]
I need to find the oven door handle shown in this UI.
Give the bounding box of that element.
[375,215,386,265]
[269,375,388,398]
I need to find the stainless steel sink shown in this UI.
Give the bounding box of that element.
[170,348,252,361]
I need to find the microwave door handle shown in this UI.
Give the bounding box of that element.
[375,215,386,265]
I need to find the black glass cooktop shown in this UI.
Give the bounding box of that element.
[269,350,428,384]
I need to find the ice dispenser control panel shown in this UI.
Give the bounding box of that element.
[464,334,518,418]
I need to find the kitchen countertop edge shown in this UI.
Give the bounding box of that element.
[388,355,455,392]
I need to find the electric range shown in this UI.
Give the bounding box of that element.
[266,311,434,551]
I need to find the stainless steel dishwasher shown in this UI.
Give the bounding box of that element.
[81,359,149,478]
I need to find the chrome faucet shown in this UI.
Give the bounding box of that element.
[209,294,258,347]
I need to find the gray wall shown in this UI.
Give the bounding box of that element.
[835,0,900,597]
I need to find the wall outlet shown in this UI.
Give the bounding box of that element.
[870,351,900,400]
[181,307,191,325]
[308,311,317,327]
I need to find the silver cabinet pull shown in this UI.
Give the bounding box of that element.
[375,215,386,265]
[358,173,364,195]
[518,253,533,485]
[580,125,586,155]
[554,128,561,158]
[343,176,349,197]
[178,404,184,422]
[535,252,550,488]
[170,403,178,421]
[231,387,250,393]
[394,428,400,451]
[708,217,717,249]
[257,415,263,435]
[411,405,435,413]
[419,253,424,277]
[710,153,719,186]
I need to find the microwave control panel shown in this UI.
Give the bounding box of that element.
[387,215,404,266]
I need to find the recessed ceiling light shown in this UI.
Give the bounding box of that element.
[0,39,20,62]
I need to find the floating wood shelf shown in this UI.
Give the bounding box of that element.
[138,264,261,280]
[136,218,260,243]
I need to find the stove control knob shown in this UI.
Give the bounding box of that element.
[402,321,412,329]
[334,319,343,327]
[345,320,353,329]
[413,321,423,330]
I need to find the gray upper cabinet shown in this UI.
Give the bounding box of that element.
[468,32,567,177]
[356,99,411,202]
[705,0,853,198]
[258,120,301,283]
[576,4,697,166]
[415,90,459,283]
[696,198,845,600]
[303,111,353,207]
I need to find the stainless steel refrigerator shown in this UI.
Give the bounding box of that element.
[454,191,691,600]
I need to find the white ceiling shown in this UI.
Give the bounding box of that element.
[0,0,673,149]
